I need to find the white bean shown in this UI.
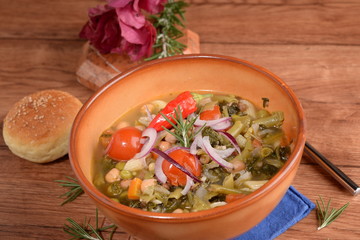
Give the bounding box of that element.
[165,130,177,144]
[159,141,172,152]
[120,180,131,189]
[105,168,121,183]
[229,160,246,173]
[173,209,184,213]
[148,162,155,172]
[141,179,157,193]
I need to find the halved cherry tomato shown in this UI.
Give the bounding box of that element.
[106,127,143,160]
[162,149,201,186]
[200,105,221,120]
[225,193,247,203]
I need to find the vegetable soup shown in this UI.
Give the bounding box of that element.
[93,91,291,213]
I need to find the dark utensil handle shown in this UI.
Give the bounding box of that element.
[304,142,360,196]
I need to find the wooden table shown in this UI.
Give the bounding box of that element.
[1,0,359,239]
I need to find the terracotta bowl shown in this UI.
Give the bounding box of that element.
[70,54,306,240]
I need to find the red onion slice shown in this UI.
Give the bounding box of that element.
[154,156,167,184]
[210,120,232,130]
[190,133,203,155]
[218,131,241,154]
[144,104,153,121]
[202,136,234,169]
[181,176,194,195]
[194,117,231,127]
[215,148,235,158]
[194,117,232,131]
[134,128,157,159]
[151,148,201,183]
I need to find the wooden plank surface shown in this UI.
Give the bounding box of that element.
[0,0,359,239]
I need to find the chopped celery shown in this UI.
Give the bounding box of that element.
[169,188,183,199]
[115,161,126,171]
[226,121,244,137]
[192,195,211,212]
[212,95,237,103]
[209,184,244,195]
[256,109,270,118]
[260,147,273,158]
[241,140,254,162]
[223,174,235,189]
[234,171,252,188]
[262,129,283,145]
[236,134,247,148]
[243,180,268,190]
[231,115,251,133]
[252,111,284,128]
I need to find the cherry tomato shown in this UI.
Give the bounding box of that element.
[225,193,247,203]
[200,105,221,120]
[106,127,143,160]
[162,149,201,186]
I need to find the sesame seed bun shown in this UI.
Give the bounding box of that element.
[2,90,83,163]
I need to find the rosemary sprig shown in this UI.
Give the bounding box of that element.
[64,209,117,240]
[55,176,84,206]
[160,106,203,148]
[147,0,188,60]
[316,196,349,230]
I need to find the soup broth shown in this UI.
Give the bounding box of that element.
[93,91,291,213]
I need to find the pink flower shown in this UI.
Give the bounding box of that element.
[108,0,167,14]
[139,0,167,14]
[115,2,146,30]
[79,1,164,61]
[79,5,122,54]
[117,21,156,61]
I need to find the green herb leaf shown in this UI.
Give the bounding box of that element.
[63,209,117,240]
[147,0,189,60]
[55,176,84,206]
[160,105,203,148]
[316,195,349,230]
[262,97,269,108]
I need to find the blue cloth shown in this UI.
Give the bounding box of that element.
[233,186,315,240]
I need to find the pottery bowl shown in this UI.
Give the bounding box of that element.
[70,54,305,240]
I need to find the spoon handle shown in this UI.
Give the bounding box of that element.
[304,142,360,196]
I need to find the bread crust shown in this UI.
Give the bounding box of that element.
[3,90,83,163]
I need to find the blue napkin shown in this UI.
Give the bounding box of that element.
[233,186,315,240]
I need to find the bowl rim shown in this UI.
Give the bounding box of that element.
[70,54,306,222]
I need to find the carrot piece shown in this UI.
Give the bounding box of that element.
[200,105,221,120]
[128,178,143,200]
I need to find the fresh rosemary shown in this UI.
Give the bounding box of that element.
[161,106,203,148]
[55,176,84,206]
[316,196,349,230]
[147,0,188,60]
[64,209,117,240]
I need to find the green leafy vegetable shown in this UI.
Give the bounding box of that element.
[316,196,349,230]
[55,176,84,206]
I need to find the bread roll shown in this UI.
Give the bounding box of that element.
[2,90,83,163]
